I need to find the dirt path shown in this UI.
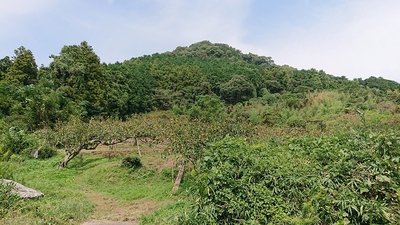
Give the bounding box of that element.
[81,220,138,225]
[81,192,168,225]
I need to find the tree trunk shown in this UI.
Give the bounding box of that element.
[58,150,79,168]
[172,164,185,193]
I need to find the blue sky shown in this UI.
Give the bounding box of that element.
[1,0,399,82]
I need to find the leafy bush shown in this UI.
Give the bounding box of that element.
[37,146,57,159]
[186,95,226,122]
[1,127,39,160]
[121,156,142,170]
[287,115,306,128]
[182,133,400,224]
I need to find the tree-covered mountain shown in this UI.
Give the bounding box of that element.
[0,40,399,130]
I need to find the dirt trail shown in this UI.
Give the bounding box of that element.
[81,192,167,225]
[81,142,173,225]
[81,220,138,225]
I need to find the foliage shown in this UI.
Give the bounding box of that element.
[0,127,39,160]
[1,40,399,127]
[121,156,142,170]
[37,145,57,159]
[287,115,307,128]
[49,41,108,118]
[164,115,254,162]
[358,76,400,92]
[185,95,227,122]
[220,75,256,104]
[2,46,38,85]
[182,132,400,224]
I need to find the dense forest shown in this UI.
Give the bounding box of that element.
[1,41,400,224]
[0,40,399,130]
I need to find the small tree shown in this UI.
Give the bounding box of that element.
[38,114,165,168]
[39,117,130,168]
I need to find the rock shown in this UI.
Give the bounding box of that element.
[1,179,44,199]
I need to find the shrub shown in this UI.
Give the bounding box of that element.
[37,146,57,159]
[186,95,226,122]
[287,115,306,128]
[1,127,39,160]
[121,156,142,170]
[182,133,400,224]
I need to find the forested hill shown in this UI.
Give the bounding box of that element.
[0,40,399,130]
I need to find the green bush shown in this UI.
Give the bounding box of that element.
[121,156,142,170]
[37,146,57,159]
[182,133,400,224]
[287,115,306,128]
[1,127,39,160]
[186,95,226,122]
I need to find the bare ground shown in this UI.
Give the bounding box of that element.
[81,192,170,225]
[81,142,174,225]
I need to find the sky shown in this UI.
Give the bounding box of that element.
[1,0,399,82]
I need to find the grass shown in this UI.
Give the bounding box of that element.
[0,143,183,225]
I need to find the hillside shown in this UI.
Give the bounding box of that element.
[1,41,400,224]
[0,40,399,130]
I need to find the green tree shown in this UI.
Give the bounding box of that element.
[3,47,38,85]
[220,75,256,104]
[0,56,12,81]
[49,41,108,118]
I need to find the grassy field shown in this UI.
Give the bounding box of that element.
[0,142,187,225]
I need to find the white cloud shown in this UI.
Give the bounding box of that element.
[92,0,252,62]
[261,0,400,82]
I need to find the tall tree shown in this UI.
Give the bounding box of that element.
[49,41,108,118]
[3,47,38,85]
[0,56,12,81]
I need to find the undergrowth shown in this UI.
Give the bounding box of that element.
[178,132,400,224]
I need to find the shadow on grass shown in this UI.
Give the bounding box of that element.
[68,156,105,170]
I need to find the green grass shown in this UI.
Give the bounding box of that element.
[0,149,180,225]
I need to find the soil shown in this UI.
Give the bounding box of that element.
[81,220,138,225]
[81,192,169,225]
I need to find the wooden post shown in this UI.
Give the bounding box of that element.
[172,164,185,193]
[136,137,141,157]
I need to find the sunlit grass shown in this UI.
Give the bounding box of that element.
[0,146,178,225]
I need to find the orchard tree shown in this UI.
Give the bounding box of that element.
[39,117,131,168]
[38,114,168,168]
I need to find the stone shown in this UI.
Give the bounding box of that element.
[1,179,44,199]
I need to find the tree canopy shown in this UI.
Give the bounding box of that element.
[0,40,398,130]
